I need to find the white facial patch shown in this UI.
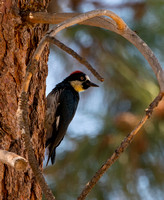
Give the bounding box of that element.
[85,75,90,81]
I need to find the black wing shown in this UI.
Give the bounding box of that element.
[45,87,79,165]
[45,88,61,145]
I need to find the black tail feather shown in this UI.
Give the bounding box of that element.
[46,146,56,166]
[51,148,56,165]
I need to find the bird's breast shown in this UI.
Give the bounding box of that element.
[59,88,79,121]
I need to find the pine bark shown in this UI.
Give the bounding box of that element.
[0,0,50,199]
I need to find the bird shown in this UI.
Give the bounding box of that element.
[45,70,99,166]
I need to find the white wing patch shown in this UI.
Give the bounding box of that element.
[56,116,60,131]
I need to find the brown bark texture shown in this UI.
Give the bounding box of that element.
[0,0,50,199]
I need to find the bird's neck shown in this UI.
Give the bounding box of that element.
[58,80,80,94]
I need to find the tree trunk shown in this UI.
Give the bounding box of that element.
[0,1,50,199]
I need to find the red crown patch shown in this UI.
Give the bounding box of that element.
[70,71,83,75]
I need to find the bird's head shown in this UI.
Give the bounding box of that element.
[65,71,99,92]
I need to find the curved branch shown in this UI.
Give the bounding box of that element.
[25,11,164,91]
[32,9,126,62]
[121,28,164,91]
[49,9,125,35]
[26,10,125,32]
[0,149,28,171]
[26,12,115,29]
[25,12,117,37]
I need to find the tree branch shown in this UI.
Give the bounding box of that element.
[0,149,28,171]
[46,36,104,82]
[25,11,164,91]
[26,12,115,27]
[77,92,164,200]
[121,28,164,91]
[25,11,122,32]
[24,9,125,87]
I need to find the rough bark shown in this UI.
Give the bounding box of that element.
[0,0,50,199]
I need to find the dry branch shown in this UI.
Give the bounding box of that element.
[26,11,164,91]
[26,10,126,84]
[77,92,164,200]
[32,10,125,60]
[25,12,119,32]
[0,149,28,171]
[46,36,104,81]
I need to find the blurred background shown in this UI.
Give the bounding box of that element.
[44,0,164,199]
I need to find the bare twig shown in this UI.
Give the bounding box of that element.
[27,10,125,32]
[46,36,104,82]
[0,149,28,171]
[25,12,118,32]
[145,92,164,117]
[77,93,164,200]
[31,9,126,75]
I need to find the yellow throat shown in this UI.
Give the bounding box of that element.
[70,81,85,92]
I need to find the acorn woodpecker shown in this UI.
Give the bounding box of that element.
[45,71,98,166]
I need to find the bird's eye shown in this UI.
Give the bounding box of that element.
[80,76,85,81]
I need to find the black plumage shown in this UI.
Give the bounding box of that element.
[45,71,98,165]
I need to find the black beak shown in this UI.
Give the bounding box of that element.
[88,81,99,87]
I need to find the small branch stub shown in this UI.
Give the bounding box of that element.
[145,92,164,117]
[0,150,28,171]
